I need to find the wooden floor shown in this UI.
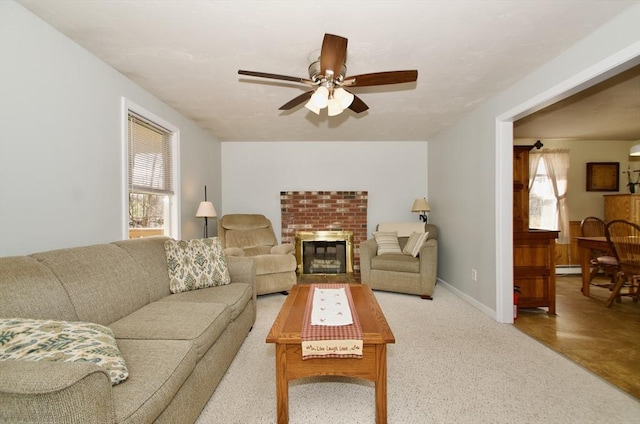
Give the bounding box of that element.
[514,274,640,399]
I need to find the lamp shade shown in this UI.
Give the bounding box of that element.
[411,198,431,212]
[304,98,321,115]
[310,86,329,108]
[195,201,217,218]
[334,88,354,109]
[631,144,640,156]
[327,98,343,116]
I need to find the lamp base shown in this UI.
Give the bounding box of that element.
[419,214,428,223]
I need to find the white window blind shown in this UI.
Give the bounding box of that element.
[128,112,173,195]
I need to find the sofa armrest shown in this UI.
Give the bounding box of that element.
[270,243,294,255]
[418,239,438,287]
[424,223,438,240]
[226,256,257,301]
[226,256,255,285]
[359,238,378,283]
[0,360,115,423]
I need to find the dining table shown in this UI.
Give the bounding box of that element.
[575,236,614,297]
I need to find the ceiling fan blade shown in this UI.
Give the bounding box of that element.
[349,95,369,113]
[343,70,418,87]
[279,91,314,110]
[238,70,313,85]
[320,34,347,78]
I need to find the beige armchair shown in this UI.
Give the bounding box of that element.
[217,214,297,295]
[359,222,438,299]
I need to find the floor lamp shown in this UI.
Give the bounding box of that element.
[195,186,217,238]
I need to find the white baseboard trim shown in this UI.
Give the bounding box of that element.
[556,266,581,275]
[437,278,498,322]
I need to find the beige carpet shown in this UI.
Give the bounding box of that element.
[196,285,640,423]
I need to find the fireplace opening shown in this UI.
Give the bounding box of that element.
[295,231,353,276]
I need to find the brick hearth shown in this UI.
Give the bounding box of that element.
[280,191,368,273]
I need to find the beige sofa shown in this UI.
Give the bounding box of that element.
[218,214,297,295]
[0,236,256,424]
[359,222,438,299]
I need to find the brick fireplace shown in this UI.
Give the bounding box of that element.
[280,191,368,274]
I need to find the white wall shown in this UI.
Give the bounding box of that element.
[0,1,220,256]
[429,3,640,321]
[221,141,428,240]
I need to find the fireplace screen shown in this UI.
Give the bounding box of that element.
[295,231,354,276]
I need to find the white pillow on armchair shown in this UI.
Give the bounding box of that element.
[402,231,429,257]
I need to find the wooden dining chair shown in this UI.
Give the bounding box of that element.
[580,216,618,289]
[604,219,640,307]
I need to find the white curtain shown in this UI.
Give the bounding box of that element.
[528,152,543,192]
[530,149,570,244]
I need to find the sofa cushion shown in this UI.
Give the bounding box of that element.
[0,318,128,385]
[31,244,151,326]
[371,253,420,273]
[0,256,79,321]
[403,231,430,257]
[111,339,196,424]
[113,236,172,302]
[373,231,402,255]
[219,213,271,230]
[242,246,272,257]
[157,283,252,320]
[109,302,230,361]
[226,228,276,249]
[223,247,246,257]
[164,238,230,294]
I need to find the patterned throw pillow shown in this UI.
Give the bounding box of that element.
[373,231,402,255]
[164,237,231,293]
[0,318,128,385]
[402,231,430,257]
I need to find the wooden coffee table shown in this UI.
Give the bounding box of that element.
[266,284,395,424]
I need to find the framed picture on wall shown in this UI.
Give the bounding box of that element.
[586,162,619,191]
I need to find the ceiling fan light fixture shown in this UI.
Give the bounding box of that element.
[239,34,418,116]
[334,88,354,109]
[310,86,329,108]
[327,98,344,116]
[304,98,321,114]
[630,143,640,156]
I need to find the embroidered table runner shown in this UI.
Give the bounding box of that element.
[301,283,363,359]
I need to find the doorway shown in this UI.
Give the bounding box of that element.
[494,49,640,323]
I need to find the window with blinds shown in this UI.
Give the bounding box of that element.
[127,111,175,238]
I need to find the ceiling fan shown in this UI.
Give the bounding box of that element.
[238,33,418,116]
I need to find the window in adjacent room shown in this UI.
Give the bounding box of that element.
[529,158,557,230]
[126,103,179,239]
[529,149,570,244]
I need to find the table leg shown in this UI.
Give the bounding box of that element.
[579,246,591,297]
[375,345,388,424]
[275,344,288,424]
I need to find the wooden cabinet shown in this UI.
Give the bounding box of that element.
[604,194,640,224]
[513,146,531,232]
[513,145,559,315]
[514,230,558,314]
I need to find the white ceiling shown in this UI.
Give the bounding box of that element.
[18,0,640,142]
